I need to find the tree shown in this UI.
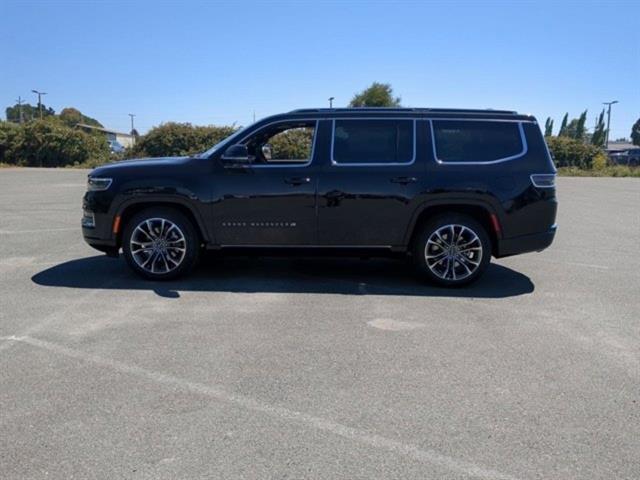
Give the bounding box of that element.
[574,110,587,140]
[558,113,569,137]
[58,107,103,128]
[544,117,554,136]
[591,109,606,147]
[6,103,54,123]
[631,118,640,146]
[349,82,401,107]
[561,111,587,140]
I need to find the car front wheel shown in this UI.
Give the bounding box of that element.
[412,214,491,287]
[122,207,200,280]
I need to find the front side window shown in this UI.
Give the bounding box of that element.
[245,121,316,165]
[332,119,414,165]
[433,120,524,163]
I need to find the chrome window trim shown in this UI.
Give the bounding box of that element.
[330,118,417,167]
[235,119,319,169]
[429,119,528,165]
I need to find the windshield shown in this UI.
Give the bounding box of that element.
[196,124,253,158]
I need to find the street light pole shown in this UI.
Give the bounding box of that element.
[31,90,47,119]
[328,97,334,108]
[602,100,619,149]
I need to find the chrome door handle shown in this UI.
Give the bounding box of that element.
[284,177,311,186]
[390,176,417,185]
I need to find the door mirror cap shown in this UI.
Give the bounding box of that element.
[221,144,252,166]
[261,143,273,161]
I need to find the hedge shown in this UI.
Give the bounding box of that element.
[0,119,110,167]
[545,136,607,169]
[130,122,237,158]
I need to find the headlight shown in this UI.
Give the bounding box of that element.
[87,176,113,191]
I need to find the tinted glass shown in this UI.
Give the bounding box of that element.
[433,121,523,162]
[267,126,315,163]
[245,121,315,165]
[333,120,413,164]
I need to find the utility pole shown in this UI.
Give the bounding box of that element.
[31,90,47,119]
[328,97,335,108]
[128,114,136,145]
[15,96,26,123]
[603,100,619,149]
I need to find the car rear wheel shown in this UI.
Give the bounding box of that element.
[412,214,491,287]
[122,207,199,280]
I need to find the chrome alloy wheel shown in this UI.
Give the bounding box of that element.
[130,218,187,275]
[424,224,483,281]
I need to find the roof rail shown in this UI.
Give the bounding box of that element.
[289,107,518,115]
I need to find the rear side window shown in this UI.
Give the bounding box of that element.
[432,120,524,163]
[332,120,414,164]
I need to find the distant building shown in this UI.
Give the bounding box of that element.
[605,141,635,153]
[76,123,136,149]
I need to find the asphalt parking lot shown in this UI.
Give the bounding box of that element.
[1,168,638,480]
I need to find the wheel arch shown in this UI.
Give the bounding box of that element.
[405,200,501,256]
[114,198,210,248]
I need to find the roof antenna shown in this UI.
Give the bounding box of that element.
[328,97,335,109]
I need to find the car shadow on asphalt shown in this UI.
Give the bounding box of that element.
[31,254,534,299]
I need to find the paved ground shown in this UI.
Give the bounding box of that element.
[0,168,638,480]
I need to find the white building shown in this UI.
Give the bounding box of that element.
[76,123,136,149]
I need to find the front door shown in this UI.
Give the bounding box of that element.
[211,119,319,246]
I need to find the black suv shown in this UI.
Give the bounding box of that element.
[82,108,557,287]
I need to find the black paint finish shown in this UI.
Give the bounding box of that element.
[82,108,557,257]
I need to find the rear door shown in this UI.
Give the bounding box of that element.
[317,118,424,246]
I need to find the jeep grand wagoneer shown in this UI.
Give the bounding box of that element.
[82,108,557,286]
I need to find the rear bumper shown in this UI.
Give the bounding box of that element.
[496,225,557,257]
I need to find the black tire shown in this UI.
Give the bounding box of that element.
[412,213,491,287]
[122,207,200,280]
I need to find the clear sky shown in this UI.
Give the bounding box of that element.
[1,0,638,138]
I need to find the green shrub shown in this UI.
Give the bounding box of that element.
[131,122,237,158]
[1,119,110,167]
[0,121,20,163]
[592,151,608,170]
[545,136,605,169]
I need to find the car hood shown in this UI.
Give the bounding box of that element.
[91,156,190,176]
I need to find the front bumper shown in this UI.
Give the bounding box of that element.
[496,225,557,257]
[82,195,119,256]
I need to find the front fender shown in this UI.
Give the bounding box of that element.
[111,194,212,244]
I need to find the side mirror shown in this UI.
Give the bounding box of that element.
[221,144,252,166]
[261,144,273,161]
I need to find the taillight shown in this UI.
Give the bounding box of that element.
[530,174,556,188]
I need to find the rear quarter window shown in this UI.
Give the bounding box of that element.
[432,120,524,163]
